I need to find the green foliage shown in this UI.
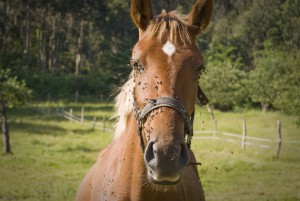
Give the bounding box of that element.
[198,0,300,115]
[23,72,116,101]
[0,69,31,107]
[0,0,299,116]
[281,0,300,50]
[241,1,283,49]
[0,0,134,95]
[273,52,300,117]
[201,45,248,110]
[248,42,284,107]
[249,41,300,121]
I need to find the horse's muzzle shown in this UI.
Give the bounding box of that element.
[144,140,190,185]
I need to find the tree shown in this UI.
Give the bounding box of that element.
[0,0,298,113]
[0,69,31,154]
[248,41,283,113]
[249,41,300,119]
[201,45,248,110]
[272,51,300,122]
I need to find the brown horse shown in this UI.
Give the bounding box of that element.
[76,0,213,200]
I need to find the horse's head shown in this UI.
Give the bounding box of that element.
[129,0,213,185]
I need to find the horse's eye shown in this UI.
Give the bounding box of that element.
[130,59,144,71]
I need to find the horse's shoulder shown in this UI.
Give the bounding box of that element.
[75,164,97,201]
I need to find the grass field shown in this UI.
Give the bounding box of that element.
[0,103,299,201]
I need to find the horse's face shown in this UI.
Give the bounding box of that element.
[130,0,213,185]
[132,36,203,184]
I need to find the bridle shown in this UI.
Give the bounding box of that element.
[130,58,208,151]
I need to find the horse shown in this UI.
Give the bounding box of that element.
[76,0,213,200]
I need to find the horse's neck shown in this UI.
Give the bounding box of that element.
[117,113,145,164]
[113,113,146,189]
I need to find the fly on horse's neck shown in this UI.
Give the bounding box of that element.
[76,0,213,200]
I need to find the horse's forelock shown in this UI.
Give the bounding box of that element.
[143,11,193,45]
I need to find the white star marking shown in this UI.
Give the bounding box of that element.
[162,41,176,56]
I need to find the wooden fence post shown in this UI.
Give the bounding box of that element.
[48,92,51,102]
[70,108,73,121]
[276,120,282,158]
[213,120,217,143]
[81,107,84,124]
[75,91,79,102]
[55,101,59,116]
[102,116,106,132]
[206,103,214,120]
[242,119,246,149]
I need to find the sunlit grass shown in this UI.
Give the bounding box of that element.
[194,106,299,140]
[0,103,299,201]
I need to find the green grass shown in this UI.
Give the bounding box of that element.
[0,103,299,201]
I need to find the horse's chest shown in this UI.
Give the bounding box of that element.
[90,179,128,201]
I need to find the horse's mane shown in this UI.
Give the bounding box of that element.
[114,73,134,138]
[114,11,193,138]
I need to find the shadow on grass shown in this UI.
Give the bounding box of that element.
[59,145,101,153]
[71,128,98,135]
[8,104,114,118]
[63,105,114,112]
[10,121,67,136]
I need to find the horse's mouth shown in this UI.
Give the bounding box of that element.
[147,174,180,185]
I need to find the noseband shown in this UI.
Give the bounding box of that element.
[130,58,208,151]
[133,94,194,150]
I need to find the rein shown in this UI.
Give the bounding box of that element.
[130,58,208,151]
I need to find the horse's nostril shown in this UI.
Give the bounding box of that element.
[144,139,190,183]
[144,141,156,169]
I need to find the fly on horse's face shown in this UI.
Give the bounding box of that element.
[130,11,208,185]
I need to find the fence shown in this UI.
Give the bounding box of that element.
[63,109,114,133]
[194,119,300,158]
[36,104,300,158]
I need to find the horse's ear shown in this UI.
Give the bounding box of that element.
[188,0,213,33]
[131,0,153,31]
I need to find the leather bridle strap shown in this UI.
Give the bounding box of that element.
[133,96,194,149]
[130,58,209,151]
[143,98,192,135]
[132,87,208,151]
